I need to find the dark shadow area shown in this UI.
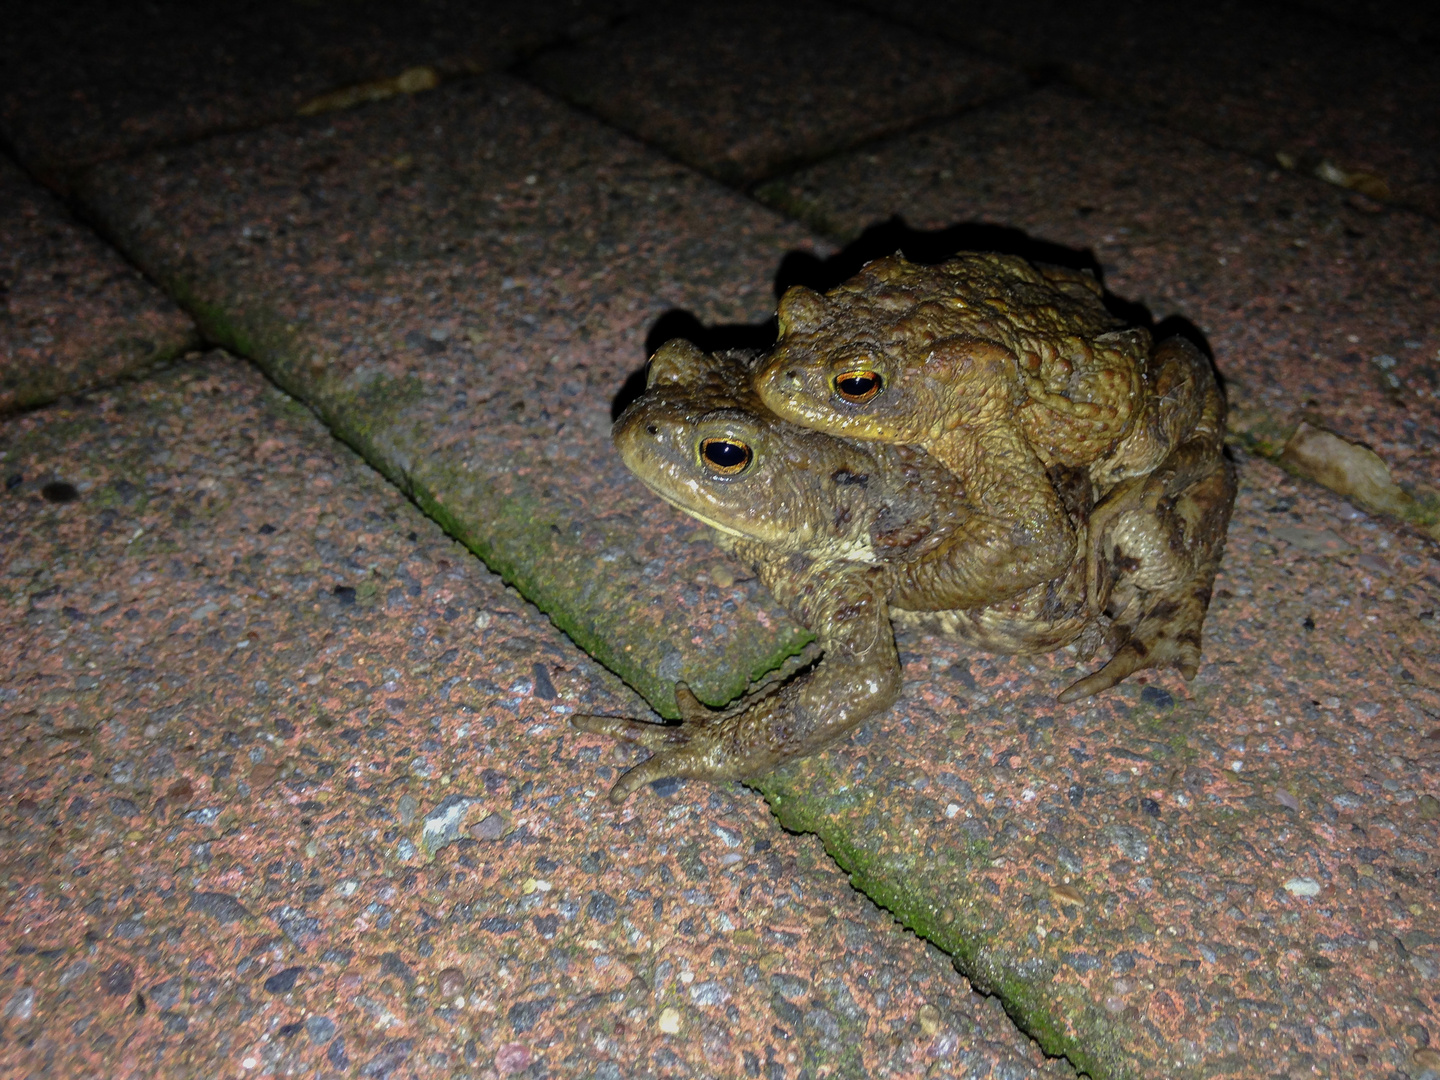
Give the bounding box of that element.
[613,215,1218,419]
[772,214,1101,294]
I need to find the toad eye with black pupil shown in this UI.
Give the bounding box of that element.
[834,370,882,403]
[699,438,752,475]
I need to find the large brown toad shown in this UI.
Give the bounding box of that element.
[755,253,1168,608]
[754,252,1235,694]
[575,340,1230,800]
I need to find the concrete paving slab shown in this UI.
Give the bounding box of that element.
[850,0,1440,220]
[0,154,198,413]
[739,89,1440,1077]
[66,66,1440,1079]
[0,0,637,187]
[74,75,822,715]
[754,453,1440,1079]
[0,353,1074,1080]
[758,89,1440,507]
[524,0,1024,186]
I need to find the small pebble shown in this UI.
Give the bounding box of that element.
[437,967,466,999]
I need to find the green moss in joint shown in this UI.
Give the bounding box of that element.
[760,777,1136,1080]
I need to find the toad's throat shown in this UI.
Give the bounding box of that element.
[654,492,880,565]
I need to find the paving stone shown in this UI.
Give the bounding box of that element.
[524,0,1024,185]
[0,154,198,413]
[740,90,1440,1077]
[60,54,1440,1080]
[753,455,1440,1080]
[0,0,638,187]
[75,75,819,714]
[851,0,1440,220]
[758,88,1440,501]
[0,354,1069,1079]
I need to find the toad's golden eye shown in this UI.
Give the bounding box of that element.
[834,369,882,404]
[699,438,752,475]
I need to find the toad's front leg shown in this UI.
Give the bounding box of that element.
[893,422,1075,612]
[573,563,899,803]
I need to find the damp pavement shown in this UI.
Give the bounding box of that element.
[1,3,1439,1079]
[0,356,1067,1079]
[0,155,197,414]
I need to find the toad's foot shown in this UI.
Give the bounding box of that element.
[571,683,740,803]
[1056,577,1213,703]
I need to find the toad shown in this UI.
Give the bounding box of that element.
[755,252,1235,697]
[576,340,1230,800]
[755,253,1204,608]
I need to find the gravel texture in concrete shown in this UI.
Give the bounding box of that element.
[0,0,639,186]
[7,8,1440,1078]
[0,354,1073,1080]
[523,0,1024,186]
[75,75,824,716]
[851,0,1440,221]
[66,65,1440,1079]
[0,154,198,413]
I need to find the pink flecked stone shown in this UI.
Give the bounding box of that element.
[0,155,197,412]
[75,73,823,714]
[0,0,642,184]
[0,354,1068,1079]
[526,0,1024,185]
[850,0,1440,220]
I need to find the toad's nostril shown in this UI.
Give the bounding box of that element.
[785,370,800,384]
[646,424,659,436]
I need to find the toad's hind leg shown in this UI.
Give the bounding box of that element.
[1057,574,1215,702]
[1059,454,1236,703]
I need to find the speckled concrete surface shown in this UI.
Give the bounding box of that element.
[757,454,1440,1078]
[0,0,638,186]
[0,354,1072,1080]
[522,0,1023,186]
[74,74,823,715]
[5,10,1439,1080]
[0,154,198,413]
[849,0,1440,220]
[758,88,1440,503]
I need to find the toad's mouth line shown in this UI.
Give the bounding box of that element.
[652,491,881,566]
[652,493,747,539]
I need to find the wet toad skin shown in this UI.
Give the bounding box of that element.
[576,341,1232,800]
[1061,332,1236,700]
[755,252,1235,692]
[575,340,951,802]
[755,253,1152,609]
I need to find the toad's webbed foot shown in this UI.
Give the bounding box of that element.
[1057,575,1215,703]
[571,683,739,803]
[576,564,901,804]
